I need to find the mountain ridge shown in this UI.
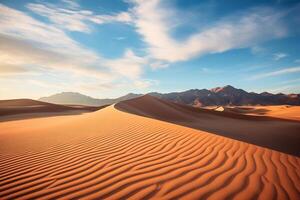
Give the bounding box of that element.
[149,85,300,106]
[39,85,300,106]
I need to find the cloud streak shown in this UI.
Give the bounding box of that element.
[273,52,288,60]
[250,66,300,80]
[0,3,152,96]
[27,2,132,33]
[130,0,288,64]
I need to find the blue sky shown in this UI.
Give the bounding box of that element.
[0,0,300,99]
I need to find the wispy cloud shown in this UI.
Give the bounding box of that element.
[273,52,288,60]
[0,3,149,95]
[105,49,146,79]
[130,0,288,64]
[281,78,300,84]
[0,5,109,79]
[61,0,80,9]
[267,84,300,94]
[250,66,300,80]
[250,46,266,55]
[27,2,132,33]
[115,36,126,40]
[134,79,159,89]
[200,67,223,74]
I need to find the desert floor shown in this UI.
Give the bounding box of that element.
[0,96,299,199]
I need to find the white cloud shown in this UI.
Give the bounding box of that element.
[61,0,80,9]
[105,49,146,79]
[134,79,159,89]
[267,84,300,94]
[149,61,169,69]
[273,52,288,60]
[250,66,300,80]
[27,2,132,33]
[250,46,266,55]
[0,5,110,79]
[115,36,126,40]
[200,67,223,74]
[0,4,147,98]
[130,0,288,63]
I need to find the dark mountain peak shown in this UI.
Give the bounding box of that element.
[260,92,273,96]
[210,85,238,93]
[153,85,300,106]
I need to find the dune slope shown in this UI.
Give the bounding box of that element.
[0,99,105,121]
[116,95,300,156]
[224,105,300,121]
[0,103,299,199]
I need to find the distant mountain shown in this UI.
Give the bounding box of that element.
[39,92,142,106]
[39,86,300,107]
[149,85,300,106]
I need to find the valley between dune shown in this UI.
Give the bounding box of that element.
[0,100,299,199]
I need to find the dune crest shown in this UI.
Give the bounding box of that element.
[0,103,299,199]
[0,99,105,121]
[115,95,300,156]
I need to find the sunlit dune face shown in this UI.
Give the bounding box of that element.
[0,0,300,199]
[0,101,299,199]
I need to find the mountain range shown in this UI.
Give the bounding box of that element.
[39,85,300,106]
[149,85,300,106]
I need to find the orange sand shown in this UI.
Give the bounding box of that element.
[0,102,299,199]
[219,105,300,121]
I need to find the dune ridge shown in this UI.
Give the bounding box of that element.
[0,102,299,199]
[0,99,106,122]
[116,95,300,156]
[224,105,300,121]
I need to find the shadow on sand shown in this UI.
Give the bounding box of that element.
[115,95,300,157]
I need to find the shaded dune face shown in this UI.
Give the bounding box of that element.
[0,103,299,199]
[225,105,300,121]
[0,99,106,121]
[115,95,300,156]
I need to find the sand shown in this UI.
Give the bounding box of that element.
[0,96,299,199]
[0,99,106,121]
[116,95,300,156]
[224,105,300,121]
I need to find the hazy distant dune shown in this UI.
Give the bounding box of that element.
[0,99,104,121]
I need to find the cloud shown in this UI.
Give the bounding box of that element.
[61,0,80,9]
[199,67,223,74]
[267,84,300,94]
[250,46,266,55]
[0,63,29,74]
[0,4,147,92]
[149,61,169,69]
[129,0,288,63]
[294,59,300,63]
[273,52,288,60]
[250,66,300,80]
[115,36,126,40]
[0,4,110,79]
[105,49,146,79]
[133,79,159,89]
[27,2,132,33]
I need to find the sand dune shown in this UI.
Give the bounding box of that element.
[116,95,300,156]
[0,96,299,199]
[0,99,105,121]
[224,105,300,121]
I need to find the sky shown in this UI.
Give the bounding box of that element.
[0,0,300,99]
